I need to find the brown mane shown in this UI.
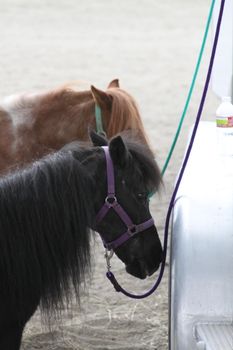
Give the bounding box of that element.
[106,88,149,146]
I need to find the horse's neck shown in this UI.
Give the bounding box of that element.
[34,89,95,148]
[0,89,95,164]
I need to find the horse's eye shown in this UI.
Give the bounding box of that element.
[137,193,148,202]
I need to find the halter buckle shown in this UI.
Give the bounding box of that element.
[127,225,138,236]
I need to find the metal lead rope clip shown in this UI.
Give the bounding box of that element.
[104,249,114,271]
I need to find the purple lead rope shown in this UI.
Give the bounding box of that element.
[107,0,226,299]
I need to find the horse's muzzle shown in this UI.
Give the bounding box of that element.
[126,258,161,279]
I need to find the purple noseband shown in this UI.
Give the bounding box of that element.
[94,146,154,250]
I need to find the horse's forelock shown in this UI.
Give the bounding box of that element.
[106,89,149,147]
[119,134,162,192]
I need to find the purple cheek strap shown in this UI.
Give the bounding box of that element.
[94,146,154,250]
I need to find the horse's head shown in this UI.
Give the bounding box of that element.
[90,131,162,279]
[91,80,149,146]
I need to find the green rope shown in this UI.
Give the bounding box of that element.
[161,0,216,176]
[148,0,216,199]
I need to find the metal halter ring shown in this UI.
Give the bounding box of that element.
[105,195,117,207]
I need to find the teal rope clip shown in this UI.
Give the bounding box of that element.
[95,104,105,135]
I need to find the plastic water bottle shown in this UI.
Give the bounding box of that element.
[216,96,233,156]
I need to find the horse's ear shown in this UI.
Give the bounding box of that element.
[89,130,108,147]
[109,136,129,167]
[107,79,119,89]
[91,85,112,110]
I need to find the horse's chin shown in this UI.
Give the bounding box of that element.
[126,264,147,279]
[125,260,160,280]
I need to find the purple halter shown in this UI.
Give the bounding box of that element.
[94,146,154,251]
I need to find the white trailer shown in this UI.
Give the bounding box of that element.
[169,121,233,349]
[169,1,233,348]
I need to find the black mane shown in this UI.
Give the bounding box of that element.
[0,150,94,316]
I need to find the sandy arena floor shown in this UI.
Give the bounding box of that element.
[0,1,218,349]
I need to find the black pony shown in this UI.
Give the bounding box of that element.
[0,131,162,350]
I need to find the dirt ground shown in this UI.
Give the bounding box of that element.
[0,1,219,349]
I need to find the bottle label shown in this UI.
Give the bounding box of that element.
[216,116,233,128]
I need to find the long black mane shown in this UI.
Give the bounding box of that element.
[0,150,94,316]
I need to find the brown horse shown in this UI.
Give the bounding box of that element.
[0,79,149,174]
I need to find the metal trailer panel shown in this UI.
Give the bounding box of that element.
[212,0,233,98]
[169,121,233,350]
[195,323,233,350]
